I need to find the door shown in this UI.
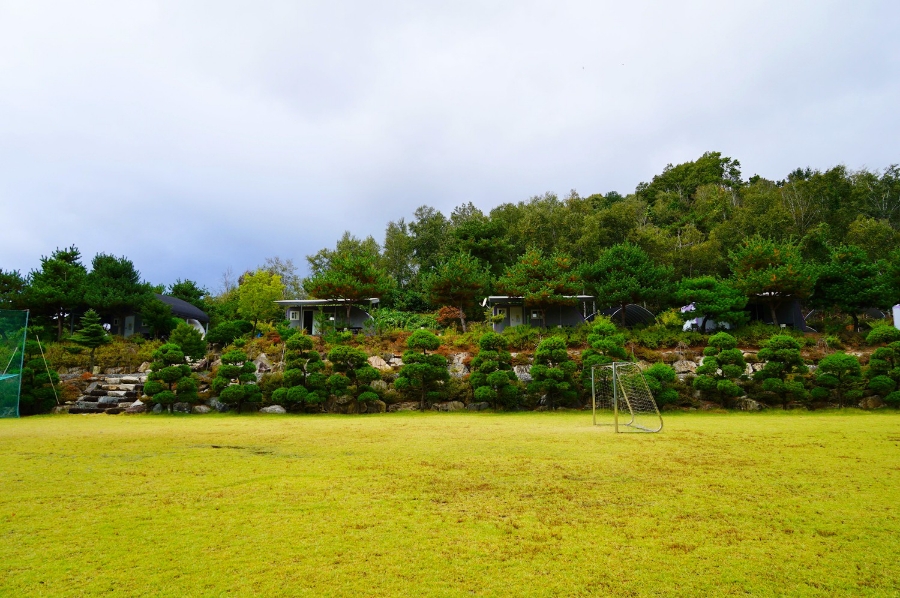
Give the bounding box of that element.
[509,306,523,327]
[303,310,314,335]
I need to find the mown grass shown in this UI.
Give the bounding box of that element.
[1,411,898,597]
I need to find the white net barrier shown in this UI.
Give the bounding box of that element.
[592,362,663,433]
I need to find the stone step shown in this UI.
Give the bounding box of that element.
[101,384,137,392]
[69,407,105,414]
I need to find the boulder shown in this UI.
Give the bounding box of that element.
[513,365,532,383]
[447,353,469,379]
[260,404,287,414]
[368,356,393,372]
[173,402,192,414]
[152,403,164,414]
[672,360,697,374]
[466,402,490,411]
[121,376,141,384]
[51,405,70,414]
[138,362,152,373]
[736,397,764,411]
[388,401,420,412]
[388,356,404,368]
[105,408,123,415]
[98,396,120,406]
[192,405,211,414]
[859,396,885,410]
[254,354,273,373]
[125,400,147,414]
[363,400,386,414]
[105,367,124,375]
[432,401,465,412]
[370,380,389,392]
[209,399,230,413]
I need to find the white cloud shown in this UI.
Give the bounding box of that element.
[1,0,898,288]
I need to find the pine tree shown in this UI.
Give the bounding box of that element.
[71,309,111,372]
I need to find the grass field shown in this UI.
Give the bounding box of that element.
[1,411,898,597]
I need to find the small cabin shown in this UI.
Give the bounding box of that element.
[116,294,210,338]
[482,296,596,332]
[276,298,378,335]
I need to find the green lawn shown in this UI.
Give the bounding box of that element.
[1,411,898,597]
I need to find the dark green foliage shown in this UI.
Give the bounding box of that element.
[867,375,896,397]
[582,243,673,327]
[71,309,111,372]
[884,391,900,408]
[580,316,627,392]
[694,332,746,405]
[643,363,679,406]
[405,329,441,354]
[815,352,862,407]
[169,322,206,360]
[84,254,152,329]
[528,337,578,410]
[206,320,253,346]
[425,251,491,332]
[141,296,178,339]
[26,246,87,340]
[754,334,808,408]
[144,343,196,411]
[866,326,900,346]
[278,333,325,406]
[811,245,888,330]
[676,276,749,330]
[211,350,259,412]
[470,332,519,409]
[168,279,210,312]
[17,330,61,415]
[305,248,393,324]
[326,345,380,408]
[0,269,27,310]
[496,248,580,309]
[394,331,449,410]
[729,236,816,326]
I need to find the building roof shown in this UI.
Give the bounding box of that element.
[155,294,210,323]
[275,298,380,307]
[481,295,594,306]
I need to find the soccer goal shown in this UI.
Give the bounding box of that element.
[591,362,663,433]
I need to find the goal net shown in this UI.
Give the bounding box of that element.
[591,362,662,433]
[0,309,29,418]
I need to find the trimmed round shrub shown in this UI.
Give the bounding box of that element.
[866,326,900,345]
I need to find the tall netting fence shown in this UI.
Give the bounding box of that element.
[592,362,663,433]
[0,310,29,418]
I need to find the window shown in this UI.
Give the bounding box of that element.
[289,310,300,321]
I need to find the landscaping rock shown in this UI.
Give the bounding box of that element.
[105,408,123,415]
[448,353,469,379]
[370,380,389,392]
[432,401,465,412]
[138,362,152,373]
[173,402,192,414]
[209,399,230,413]
[859,396,885,410]
[51,405,70,414]
[98,396,120,406]
[152,403,164,414]
[105,367,124,375]
[254,354,273,373]
[363,400,386,414]
[193,405,211,414]
[125,400,147,414]
[368,356,393,372]
[260,404,287,414]
[736,397,764,411]
[388,401,420,412]
[466,402,490,411]
[672,360,697,374]
[69,407,105,414]
[513,365,532,383]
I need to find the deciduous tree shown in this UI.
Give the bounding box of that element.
[425,252,491,332]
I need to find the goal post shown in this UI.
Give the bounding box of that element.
[591,362,663,433]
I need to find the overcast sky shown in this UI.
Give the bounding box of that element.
[2,1,899,292]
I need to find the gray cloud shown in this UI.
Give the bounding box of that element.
[1,1,898,290]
